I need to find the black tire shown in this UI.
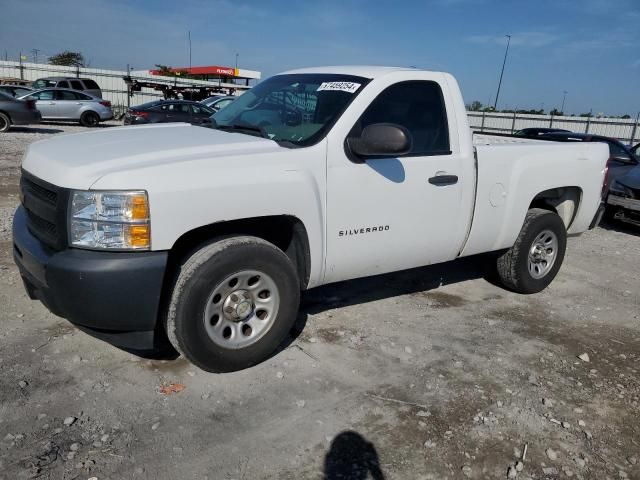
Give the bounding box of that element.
[496,208,567,294]
[80,111,100,127]
[0,112,10,132]
[166,236,300,373]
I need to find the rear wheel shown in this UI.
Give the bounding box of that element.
[166,236,300,373]
[80,111,100,127]
[0,112,10,132]
[496,208,567,294]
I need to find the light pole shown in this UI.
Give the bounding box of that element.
[560,91,568,114]
[493,34,511,110]
[235,53,239,70]
[188,31,192,71]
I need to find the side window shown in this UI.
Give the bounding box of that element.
[70,80,84,90]
[75,92,92,100]
[82,79,100,90]
[31,90,55,100]
[57,81,70,89]
[56,90,79,100]
[352,81,450,156]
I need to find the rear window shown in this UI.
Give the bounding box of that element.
[82,79,100,89]
[32,79,57,89]
[57,90,80,100]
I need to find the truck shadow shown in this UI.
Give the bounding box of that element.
[287,253,499,345]
[598,219,639,236]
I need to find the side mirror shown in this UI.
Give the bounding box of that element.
[347,123,412,160]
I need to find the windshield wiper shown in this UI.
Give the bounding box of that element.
[218,123,269,139]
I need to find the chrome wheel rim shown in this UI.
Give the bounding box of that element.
[528,229,558,279]
[203,270,280,349]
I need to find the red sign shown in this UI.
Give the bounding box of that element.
[150,66,238,77]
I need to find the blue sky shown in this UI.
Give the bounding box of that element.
[2,0,639,115]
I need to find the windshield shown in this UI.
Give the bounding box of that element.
[212,73,369,146]
[32,79,57,89]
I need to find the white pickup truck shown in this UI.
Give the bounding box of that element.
[14,66,608,372]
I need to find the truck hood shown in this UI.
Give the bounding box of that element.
[22,123,282,189]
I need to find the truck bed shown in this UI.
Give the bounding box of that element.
[472,132,548,146]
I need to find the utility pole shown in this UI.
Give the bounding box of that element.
[18,51,25,79]
[560,90,568,114]
[493,34,511,110]
[31,48,40,63]
[188,31,192,71]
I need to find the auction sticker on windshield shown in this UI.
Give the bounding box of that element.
[317,82,361,93]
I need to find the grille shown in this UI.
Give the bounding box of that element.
[20,172,68,250]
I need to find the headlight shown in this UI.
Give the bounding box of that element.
[69,190,150,250]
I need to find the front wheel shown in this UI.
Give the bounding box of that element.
[80,111,100,127]
[166,236,300,372]
[496,208,567,294]
[0,112,11,132]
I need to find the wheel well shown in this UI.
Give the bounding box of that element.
[0,110,11,121]
[529,187,582,228]
[166,215,312,291]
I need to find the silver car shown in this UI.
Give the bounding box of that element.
[19,88,113,127]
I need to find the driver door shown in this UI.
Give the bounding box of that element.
[29,89,57,118]
[324,79,471,283]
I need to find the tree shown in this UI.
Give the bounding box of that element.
[469,100,483,111]
[621,114,631,119]
[549,108,563,116]
[48,51,85,67]
[579,112,593,118]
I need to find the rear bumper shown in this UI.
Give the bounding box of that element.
[11,110,41,126]
[12,206,168,350]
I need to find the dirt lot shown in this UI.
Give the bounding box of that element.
[0,123,639,480]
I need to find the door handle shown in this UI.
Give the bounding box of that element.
[428,174,459,186]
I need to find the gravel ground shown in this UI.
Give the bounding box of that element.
[0,123,639,480]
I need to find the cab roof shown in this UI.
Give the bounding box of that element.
[280,65,439,79]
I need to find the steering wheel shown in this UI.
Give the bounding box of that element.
[281,106,303,126]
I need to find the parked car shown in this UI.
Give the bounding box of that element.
[540,132,639,194]
[0,91,41,132]
[123,100,214,125]
[32,77,102,98]
[13,66,608,372]
[607,162,640,227]
[18,88,113,127]
[201,95,236,112]
[514,127,570,138]
[0,85,34,98]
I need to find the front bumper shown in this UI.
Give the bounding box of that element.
[607,194,640,227]
[12,206,168,350]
